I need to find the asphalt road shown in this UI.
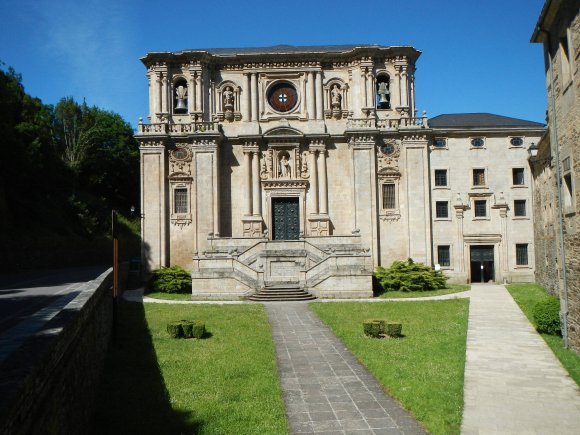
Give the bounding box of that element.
[0,266,109,336]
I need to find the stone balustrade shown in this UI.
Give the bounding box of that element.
[348,114,429,130]
[138,120,220,135]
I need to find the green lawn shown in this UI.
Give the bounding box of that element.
[310,299,469,435]
[378,283,470,299]
[507,283,580,386]
[145,291,192,301]
[92,301,288,435]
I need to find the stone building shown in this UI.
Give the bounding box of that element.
[531,0,580,352]
[136,45,544,299]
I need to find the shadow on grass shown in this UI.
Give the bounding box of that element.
[91,300,202,435]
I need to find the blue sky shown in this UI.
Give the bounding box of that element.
[1,0,547,129]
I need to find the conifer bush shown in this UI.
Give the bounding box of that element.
[374,258,447,292]
[533,297,561,336]
[151,266,192,293]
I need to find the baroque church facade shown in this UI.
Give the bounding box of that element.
[136,45,544,299]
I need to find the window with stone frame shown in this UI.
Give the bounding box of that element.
[560,35,571,85]
[382,183,396,209]
[474,200,487,217]
[434,169,448,187]
[512,168,525,185]
[174,188,188,214]
[472,169,486,186]
[514,199,527,217]
[435,201,449,219]
[437,245,450,267]
[516,244,529,266]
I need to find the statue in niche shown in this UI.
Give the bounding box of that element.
[330,84,342,108]
[223,86,235,109]
[279,154,291,178]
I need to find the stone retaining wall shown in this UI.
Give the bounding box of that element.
[0,269,114,435]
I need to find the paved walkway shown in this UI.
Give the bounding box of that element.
[264,302,426,435]
[461,284,580,434]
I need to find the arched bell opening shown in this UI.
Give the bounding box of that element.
[376,75,391,110]
[173,78,188,114]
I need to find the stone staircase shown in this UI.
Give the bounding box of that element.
[248,282,316,302]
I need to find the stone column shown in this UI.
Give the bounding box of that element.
[244,73,251,121]
[195,72,202,114]
[392,70,401,109]
[147,72,154,120]
[251,73,258,121]
[309,150,319,214]
[454,202,467,273]
[308,71,316,119]
[404,136,431,265]
[366,71,374,109]
[140,140,167,272]
[156,72,163,115]
[243,151,252,215]
[361,67,368,108]
[318,149,328,214]
[252,151,261,216]
[315,71,323,120]
[187,73,195,114]
[400,66,408,109]
[161,74,168,114]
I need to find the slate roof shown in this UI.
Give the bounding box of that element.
[429,113,545,128]
[180,44,389,56]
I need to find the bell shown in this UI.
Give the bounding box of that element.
[175,98,187,112]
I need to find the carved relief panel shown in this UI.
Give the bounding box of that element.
[169,142,193,227]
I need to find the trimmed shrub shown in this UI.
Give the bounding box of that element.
[533,297,561,336]
[191,320,206,339]
[181,321,194,339]
[151,266,192,294]
[385,322,402,337]
[363,320,383,338]
[167,321,183,338]
[374,258,447,293]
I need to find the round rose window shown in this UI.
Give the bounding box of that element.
[267,82,298,113]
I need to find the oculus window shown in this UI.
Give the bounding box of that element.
[510,137,523,146]
[267,82,298,113]
[471,137,484,148]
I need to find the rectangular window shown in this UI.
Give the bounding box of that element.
[563,173,573,208]
[560,36,571,84]
[514,200,526,217]
[383,183,396,209]
[434,169,448,187]
[473,169,486,186]
[516,244,528,266]
[563,157,571,172]
[512,168,525,185]
[474,200,487,217]
[174,188,188,214]
[435,201,449,218]
[438,246,450,267]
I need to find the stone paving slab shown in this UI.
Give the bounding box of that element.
[264,302,426,435]
[461,284,580,435]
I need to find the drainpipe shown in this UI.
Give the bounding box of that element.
[540,28,569,348]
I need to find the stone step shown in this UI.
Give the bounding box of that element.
[249,287,316,302]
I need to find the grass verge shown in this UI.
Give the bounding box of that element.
[506,283,580,386]
[378,284,470,299]
[92,301,288,435]
[145,291,192,301]
[310,299,469,435]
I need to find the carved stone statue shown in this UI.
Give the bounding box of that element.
[280,155,291,178]
[223,86,235,109]
[330,84,342,108]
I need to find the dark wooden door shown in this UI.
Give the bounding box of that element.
[272,198,300,240]
[470,245,495,283]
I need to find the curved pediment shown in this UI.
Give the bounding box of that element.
[263,126,304,138]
